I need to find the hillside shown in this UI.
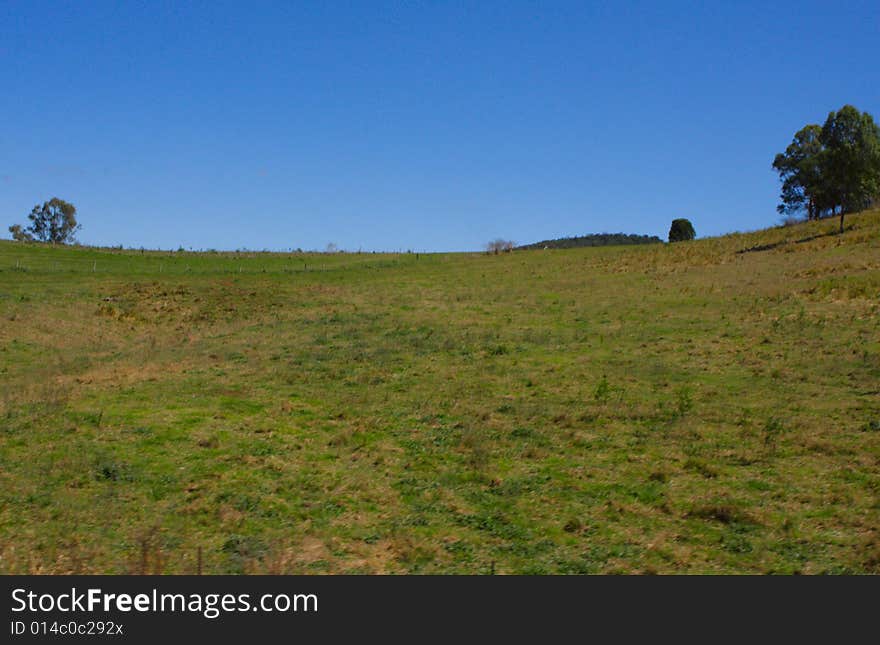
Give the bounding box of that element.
[0,210,878,573]
[517,232,663,250]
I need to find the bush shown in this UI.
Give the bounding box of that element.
[668,218,696,242]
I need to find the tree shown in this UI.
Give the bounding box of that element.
[9,198,80,243]
[772,106,880,233]
[772,124,827,221]
[8,224,33,242]
[668,219,695,242]
[485,238,514,254]
[819,105,880,233]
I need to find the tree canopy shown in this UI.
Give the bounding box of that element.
[668,219,695,243]
[8,198,80,244]
[773,105,880,232]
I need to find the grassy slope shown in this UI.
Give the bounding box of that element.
[0,212,878,574]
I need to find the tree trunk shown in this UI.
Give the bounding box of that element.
[839,211,845,234]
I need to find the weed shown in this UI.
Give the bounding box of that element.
[675,386,693,417]
[684,458,719,479]
[460,427,490,471]
[762,417,786,451]
[688,504,756,526]
[593,375,611,405]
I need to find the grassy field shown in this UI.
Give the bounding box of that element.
[1,211,879,574]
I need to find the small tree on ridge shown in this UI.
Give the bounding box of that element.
[8,198,80,244]
[486,239,515,254]
[668,219,695,243]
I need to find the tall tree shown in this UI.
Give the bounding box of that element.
[772,124,826,220]
[9,198,80,244]
[819,105,880,232]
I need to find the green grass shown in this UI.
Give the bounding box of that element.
[1,212,879,573]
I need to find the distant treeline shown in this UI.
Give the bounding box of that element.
[517,233,663,250]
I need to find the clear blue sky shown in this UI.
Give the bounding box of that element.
[2,1,878,251]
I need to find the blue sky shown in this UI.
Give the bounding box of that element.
[2,1,878,251]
